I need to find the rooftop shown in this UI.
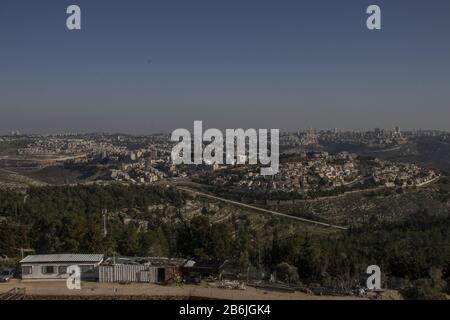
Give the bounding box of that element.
[102,256,186,267]
[20,254,104,264]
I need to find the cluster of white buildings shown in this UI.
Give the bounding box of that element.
[17,138,126,156]
[210,152,360,193]
[110,159,166,184]
[280,129,318,148]
[205,150,440,194]
[372,160,438,187]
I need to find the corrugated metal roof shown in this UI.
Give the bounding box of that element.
[20,254,104,264]
[102,256,186,267]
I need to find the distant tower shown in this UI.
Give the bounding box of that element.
[10,130,20,136]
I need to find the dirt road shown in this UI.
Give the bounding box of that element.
[0,280,365,300]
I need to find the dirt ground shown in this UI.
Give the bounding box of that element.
[0,280,369,300]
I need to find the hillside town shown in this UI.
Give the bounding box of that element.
[372,160,439,187]
[202,151,438,195]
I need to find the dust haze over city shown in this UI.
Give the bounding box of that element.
[1,0,450,304]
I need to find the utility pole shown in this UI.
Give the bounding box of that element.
[102,209,108,238]
[16,248,34,260]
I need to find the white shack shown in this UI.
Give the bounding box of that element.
[20,254,104,281]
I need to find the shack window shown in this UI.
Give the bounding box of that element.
[58,266,68,274]
[22,266,32,275]
[80,265,95,273]
[42,266,56,274]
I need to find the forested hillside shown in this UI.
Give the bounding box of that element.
[1,185,449,297]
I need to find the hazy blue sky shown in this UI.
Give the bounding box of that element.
[1,0,450,134]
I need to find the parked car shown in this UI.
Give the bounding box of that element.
[0,268,15,282]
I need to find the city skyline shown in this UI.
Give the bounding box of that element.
[4,125,450,137]
[1,0,450,134]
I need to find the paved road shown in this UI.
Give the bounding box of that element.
[174,186,348,230]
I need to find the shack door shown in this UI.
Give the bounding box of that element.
[157,268,165,283]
